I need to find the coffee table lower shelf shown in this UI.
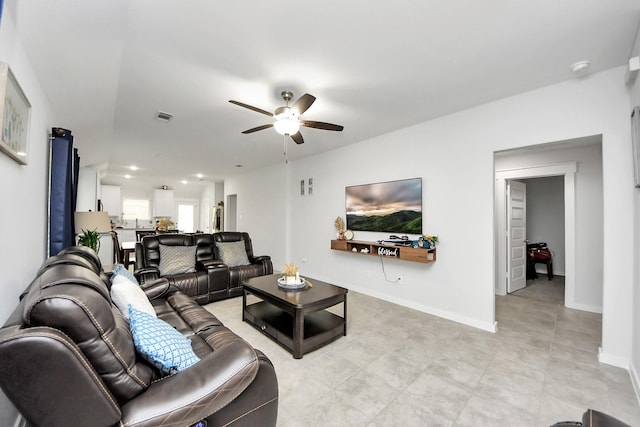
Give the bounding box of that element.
[244,301,345,358]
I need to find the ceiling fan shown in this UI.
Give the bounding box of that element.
[229,91,344,144]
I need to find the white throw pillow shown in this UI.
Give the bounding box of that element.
[110,274,156,320]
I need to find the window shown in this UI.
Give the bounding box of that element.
[122,199,150,220]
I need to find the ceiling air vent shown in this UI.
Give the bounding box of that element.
[155,111,175,122]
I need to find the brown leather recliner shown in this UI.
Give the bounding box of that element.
[0,247,279,426]
[212,232,273,295]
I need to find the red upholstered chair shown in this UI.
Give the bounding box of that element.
[527,242,553,281]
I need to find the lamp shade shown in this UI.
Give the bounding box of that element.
[74,211,111,234]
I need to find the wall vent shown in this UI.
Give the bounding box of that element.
[155,111,175,122]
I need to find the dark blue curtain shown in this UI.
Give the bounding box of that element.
[49,128,79,256]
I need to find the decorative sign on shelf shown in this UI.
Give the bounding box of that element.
[377,246,398,257]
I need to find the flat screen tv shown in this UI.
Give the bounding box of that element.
[346,177,422,234]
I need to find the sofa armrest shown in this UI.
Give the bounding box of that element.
[139,278,170,300]
[250,255,273,275]
[134,267,160,284]
[197,259,227,270]
[0,326,122,427]
[120,339,259,427]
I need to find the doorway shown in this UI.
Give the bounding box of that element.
[508,176,566,304]
[495,162,577,307]
[226,194,237,232]
[495,136,604,316]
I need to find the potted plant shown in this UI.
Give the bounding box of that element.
[78,229,101,252]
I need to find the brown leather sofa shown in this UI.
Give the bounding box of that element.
[135,232,273,304]
[0,246,278,427]
[552,409,631,427]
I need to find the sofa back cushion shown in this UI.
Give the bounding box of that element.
[193,233,215,262]
[22,264,154,402]
[138,234,216,272]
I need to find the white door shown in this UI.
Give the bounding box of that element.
[176,202,198,233]
[507,180,527,293]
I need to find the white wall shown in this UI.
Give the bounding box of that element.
[228,66,635,364]
[0,7,57,425]
[525,176,565,275]
[628,20,640,404]
[224,162,288,268]
[0,9,56,319]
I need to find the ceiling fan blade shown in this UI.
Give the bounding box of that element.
[242,123,274,134]
[290,131,304,144]
[229,100,273,117]
[300,120,344,131]
[291,93,316,115]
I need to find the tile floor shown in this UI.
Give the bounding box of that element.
[204,287,640,426]
[511,276,565,305]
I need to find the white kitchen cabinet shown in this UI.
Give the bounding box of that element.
[101,185,121,217]
[154,189,174,218]
[77,168,99,212]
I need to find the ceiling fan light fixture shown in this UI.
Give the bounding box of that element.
[274,118,300,135]
[274,107,300,135]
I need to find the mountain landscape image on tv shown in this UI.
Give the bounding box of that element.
[346,178,422,234]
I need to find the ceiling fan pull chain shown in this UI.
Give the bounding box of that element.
[283,135,288,164]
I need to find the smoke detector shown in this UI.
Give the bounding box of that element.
[155,111,175,122]
[570,60,590,74]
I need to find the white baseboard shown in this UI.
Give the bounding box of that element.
[630,361,640,408]
[565,301,602,314]
[342,281,498,333]
[598,346,629,369]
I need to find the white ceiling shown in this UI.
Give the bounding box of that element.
[8,1,640,192]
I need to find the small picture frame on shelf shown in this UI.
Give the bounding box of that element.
[0,62,31,165]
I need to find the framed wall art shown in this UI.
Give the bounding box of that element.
[0,62,31,165]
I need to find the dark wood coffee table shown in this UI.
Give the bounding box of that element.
[242,274,347,359]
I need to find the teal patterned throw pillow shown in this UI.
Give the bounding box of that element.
[216,241,250,267]
[129,306,200,375]
[111,263,138,285]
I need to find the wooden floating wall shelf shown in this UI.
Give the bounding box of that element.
[330,240,436,264]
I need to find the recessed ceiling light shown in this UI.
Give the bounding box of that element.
[124,174,132,179]
[196,173,204,179]
[130,165,138,171]
[181,180,188,184]
[570,60,590,74]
